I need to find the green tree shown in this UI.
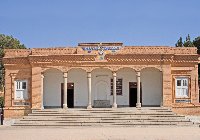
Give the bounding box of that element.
[175,37,183,47]
[183,34,194,47]
[0,34,26,91]
[193,36,200,49]
[0,34,26,50]
[0,96,4,108]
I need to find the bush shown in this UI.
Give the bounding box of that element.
[0,96,4,108]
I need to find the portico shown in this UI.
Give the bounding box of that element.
[40,66,161,109]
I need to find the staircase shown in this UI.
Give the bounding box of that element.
[12,107,196,127]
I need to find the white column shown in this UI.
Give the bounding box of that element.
[112,72,117,108]
[160,70,163,107]
[63,72,68,109]
[87,72,92,109]
[41,73,44,109]
[136,71,141,108]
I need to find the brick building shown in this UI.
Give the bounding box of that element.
[2,43,200,118]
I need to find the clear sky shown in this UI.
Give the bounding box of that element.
[0,0,200,48]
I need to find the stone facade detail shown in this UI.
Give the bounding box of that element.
[2,44,200,118]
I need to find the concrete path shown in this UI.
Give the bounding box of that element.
[0,126,200,140]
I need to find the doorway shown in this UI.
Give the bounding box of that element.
[129,82,142,107]
[61,83,74,108]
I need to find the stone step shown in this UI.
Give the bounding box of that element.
[33,109,172,112]
[28,112,177,116]
[32,108,171,112]
[12,108,195,127]
[30,111,174,114]
[15,119,191,124]
[22,116,186,120]
[12,121,194,127]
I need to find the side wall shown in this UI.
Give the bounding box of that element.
[4,66,32,118]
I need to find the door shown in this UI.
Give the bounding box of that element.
[129,82,142,107]
[129,82,137,107]
[61,83,74,108]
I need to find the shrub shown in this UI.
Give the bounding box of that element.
[0,96,4,108]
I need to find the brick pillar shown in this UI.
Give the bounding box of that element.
[162,65,172,107]
[31,67,42,109]
[191,65,199,103]
[4,71,13,107]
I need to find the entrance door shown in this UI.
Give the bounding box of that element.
[129,82,137,107]
[129,82,142,107]
[61,83,74,108]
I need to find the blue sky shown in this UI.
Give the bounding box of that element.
[0,0,200,48]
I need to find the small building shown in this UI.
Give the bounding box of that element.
[2,43,200,118]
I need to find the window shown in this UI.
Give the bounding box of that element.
[175,77,189,98]
[111,78,122,95]
[15,80,28,100]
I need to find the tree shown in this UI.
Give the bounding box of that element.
[175,37,183,47]
[0,34,26,91]
[0,34,26,50]
[193,36,200,49]
[176,34,195,47]
[183,34,194,47]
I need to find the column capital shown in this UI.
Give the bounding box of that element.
[63,72,68,78]
[41,73,44,79]
[87,72,91,78]
[136,71,141,77]
[112,72,117,77]
[10,73,17,79]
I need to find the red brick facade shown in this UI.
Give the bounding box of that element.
[2,43,200,118]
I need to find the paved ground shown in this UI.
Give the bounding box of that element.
[0,126,200,140]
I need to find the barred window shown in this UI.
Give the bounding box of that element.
[111,78,122,95]
[15,80,28,100]
[175,77,189,98]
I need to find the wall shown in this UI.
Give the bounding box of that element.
[91,68,112,106]
[116,68,136,106]
[43,69,63,107]
[43,67,163,107]
[141,68,162,106]
[4,66,32,118]
[68,69,87,107]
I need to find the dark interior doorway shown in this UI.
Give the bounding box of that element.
[61,83,74,108]
[129,82,142,107]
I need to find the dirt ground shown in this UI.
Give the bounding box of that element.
[0,126,200,140]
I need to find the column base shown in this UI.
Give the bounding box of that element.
[112,103,117,108]
[41,106,44,110]
[136,103,141,108]
[160,102,163,107]
[63,104,68,109]
[87,105,92,109]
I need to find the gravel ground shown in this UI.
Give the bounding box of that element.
[0,126,200,140]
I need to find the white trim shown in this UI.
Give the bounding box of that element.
[15,80,28,100]
[175,77,189,98]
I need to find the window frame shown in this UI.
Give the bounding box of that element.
[175,77,190,98]
[14,80,28,100]
[110,78,123,96]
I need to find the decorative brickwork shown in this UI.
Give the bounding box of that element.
[2,44,199,118]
